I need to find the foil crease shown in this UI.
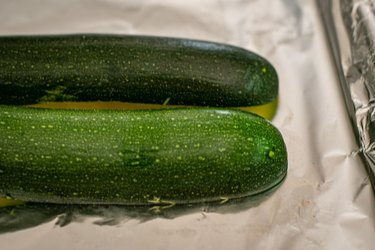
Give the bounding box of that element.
[318,0,375,190]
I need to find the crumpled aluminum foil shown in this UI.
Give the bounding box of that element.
[318,0,375,190]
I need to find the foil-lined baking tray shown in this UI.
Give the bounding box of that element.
[318,0,375,191]
[1,0,374,249]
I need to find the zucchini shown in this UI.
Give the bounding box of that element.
[0,34,278,107]
[0,106,287,205]
[28,97,279,120]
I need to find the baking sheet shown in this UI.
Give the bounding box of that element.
[318,0,375,191]
[0,0,374,249]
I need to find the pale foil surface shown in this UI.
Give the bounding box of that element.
[319,0,375,190]
[0,0,374,249]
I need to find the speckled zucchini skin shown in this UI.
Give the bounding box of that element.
[0,106,287,205]
[0,34,278,107]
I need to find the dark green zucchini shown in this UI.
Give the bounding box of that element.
[0,34,278,107]
[0,106,287,205]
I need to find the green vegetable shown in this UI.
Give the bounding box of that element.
[0,34,278,107]
[0,106,287,205]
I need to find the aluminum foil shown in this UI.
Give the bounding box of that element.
[318,0,375,191]
[1,0,375,249]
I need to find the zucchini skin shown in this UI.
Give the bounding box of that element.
[0,34,278,107]
[0,106,287,205]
